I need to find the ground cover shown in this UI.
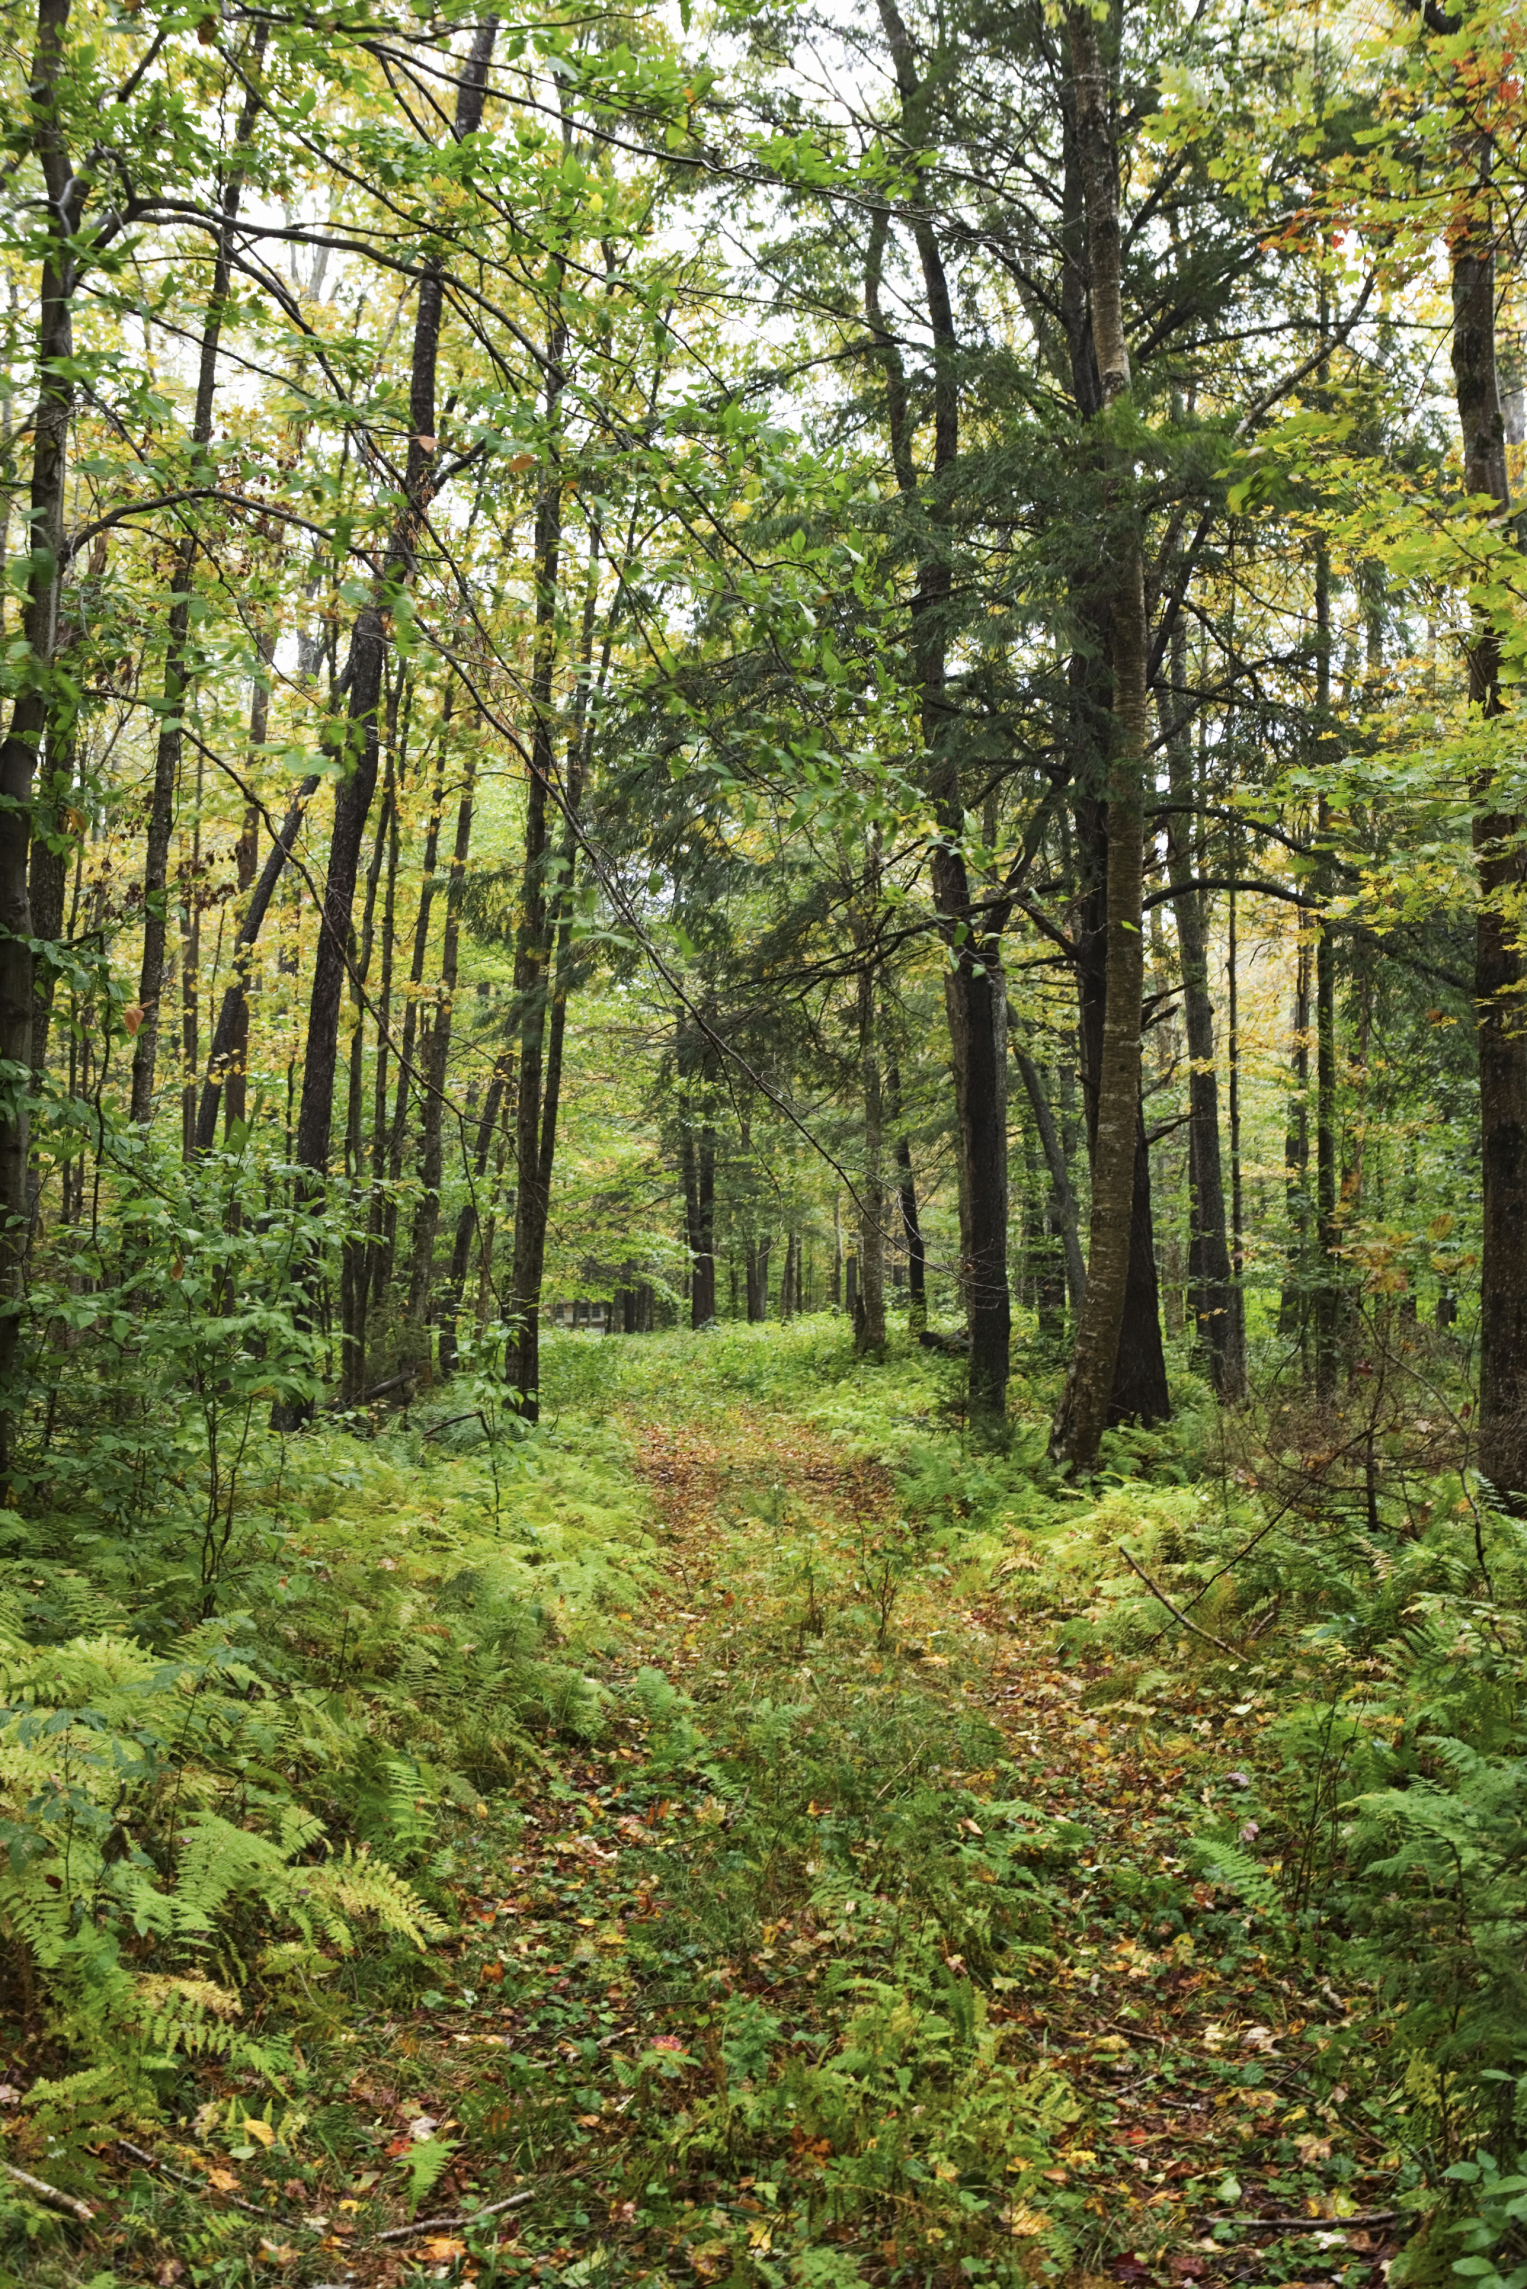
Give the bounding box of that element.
[0,1320,1501,2289]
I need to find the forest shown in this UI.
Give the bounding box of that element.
[1,0,1526,2280]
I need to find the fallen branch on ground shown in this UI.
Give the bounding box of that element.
[1117,1544,1245,1661]
[372,2187,535,2242]
[4,2161,94,2224]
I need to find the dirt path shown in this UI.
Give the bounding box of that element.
[611,1403,1402,2289]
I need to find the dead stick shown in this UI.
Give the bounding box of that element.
[1117,1544,1244,1661]
[1206,2209,1405,2231]
[372,2188,534,2242]
[4,2160,94,2224]
[114,2140,302,2228]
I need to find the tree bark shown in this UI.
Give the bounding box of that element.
[1051,0,1155,1473]
[1450,143,1527,1499]
[406,752,476,1338]
[438,1045,513,1375]
[872,0,1009,1425]
[855,962,887,1355]
[886,1061,927,1332]
[1162,654,1238,1394]
[0,0,83,1457]
[130,47,263,1124]
[1313,530,1341,1403]
[195,775,320,1148]
[293,21,495,1200]
[1011,1041,1086,1314]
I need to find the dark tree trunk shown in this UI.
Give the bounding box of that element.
[1163,660,1238,1394]
[438,1046,513,1376]
[382,706,448,1298]
[1011,1040,1086,1314]
[506,280,570,1417]
[131,50,263,1125]
[293,22,495,1197]
[195,775,319,1149]
[1313,533,1341,1404]
[27,743,70,1094]
[887,1061,927,1332]
[0,0,82,1459]
[871,0,1009,1425]
[1280,936,1311,1339]
[222,659,268,1138]
[337,768,392,1403]
[1070,795,1170,1430]
[855,949,886,1356]
[1049,8,1164,1468]
[1450,144,1527,1499]
[406,754,476,1339]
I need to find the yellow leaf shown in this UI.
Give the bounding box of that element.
[206,2166,239,2193]
[422,2237,467,2261]
[243,2118,276,2148]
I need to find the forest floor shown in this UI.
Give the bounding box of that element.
[10,1335,1429,2289]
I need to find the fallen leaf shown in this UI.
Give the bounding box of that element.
[242,2118,276,2147]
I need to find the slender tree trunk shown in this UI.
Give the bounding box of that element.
[0,0,81,1458]
[27,741,70,1093]
[1163,658,1236,1393]
[1280,936,1311,1338]
[407,753,476,1339]
[130,47,263,1124]
[222,659,268,1137]
[1051,0,1154,1472]
[383,702,448,1297]
[856,962,887,1355]
[195,774,319,1148]
[1313,527,1341,1403]
[1225,828,1246,1391]
[438,1045,512,1375]
[1450,144,1527,1498]
[887,1060,928,1331]
[872,0,1009,1423]
[1011,1041,1086,1314]
[338,767,392,1402]
[293,23,494,1202]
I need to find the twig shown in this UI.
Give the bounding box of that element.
[114,2140,303,2228]
[3,2160,94,2224]
[1117,1544,1244,1661]
[372,2187,534,2241]
[1204,2208,1405,2231]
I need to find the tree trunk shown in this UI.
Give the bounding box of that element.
[337,766,392,1402]
[1011,1040,1086,1314]
[1051,0,1155,1472]
[406,752,476,1339]
[293,22,495,1203]
[130,50,263,1125]
[1162,658,1237,1394]
[1450,144,1527,1499]
[1280,935,1311,1338]
[855,962,887,1355]
[873,0,1009,1425]
[0,0,82,1459]
[505,280,570,1416]
[1313,529,1341,1404]
[438,1046,513,1375]
[195,775,319,1148]
[887,1061,928,1332]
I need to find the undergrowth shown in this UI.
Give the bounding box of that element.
[2,1313,1524,2289]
